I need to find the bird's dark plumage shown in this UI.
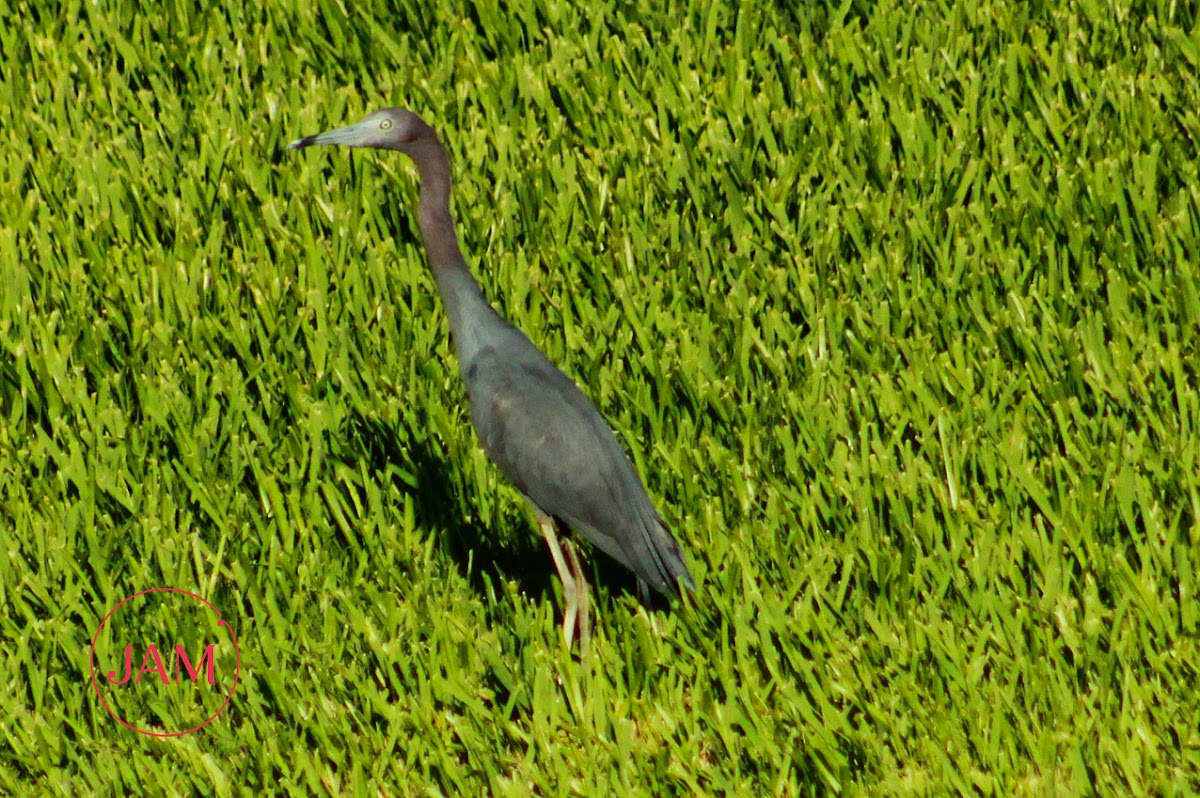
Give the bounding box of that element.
[465,340,693,599]
[290,108,694,640]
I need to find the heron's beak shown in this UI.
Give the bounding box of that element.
[287,121,370,150]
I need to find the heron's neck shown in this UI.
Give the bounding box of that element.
[411,139,503,364]
[413,144,461,271]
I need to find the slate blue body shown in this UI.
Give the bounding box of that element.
[290,108,694,613]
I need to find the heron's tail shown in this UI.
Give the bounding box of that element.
[640,516,694,600]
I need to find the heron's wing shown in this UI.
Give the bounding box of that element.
[463,344,690,597]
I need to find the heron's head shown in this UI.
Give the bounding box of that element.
[288,108,435,153]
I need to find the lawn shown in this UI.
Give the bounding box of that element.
[1,0,1198,794]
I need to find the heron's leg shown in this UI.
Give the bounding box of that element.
[532,507,581,648]
[560,537,591,654]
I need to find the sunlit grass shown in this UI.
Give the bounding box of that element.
[2,0,1198,794]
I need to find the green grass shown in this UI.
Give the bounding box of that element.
[2,0,1198,793]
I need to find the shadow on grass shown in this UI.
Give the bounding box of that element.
[345,408,656,608]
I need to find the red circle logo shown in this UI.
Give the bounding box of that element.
[89,588,240,737]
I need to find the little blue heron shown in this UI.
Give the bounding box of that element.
[289,108,694,649]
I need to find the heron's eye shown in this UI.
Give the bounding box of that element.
[380,119,393,131]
